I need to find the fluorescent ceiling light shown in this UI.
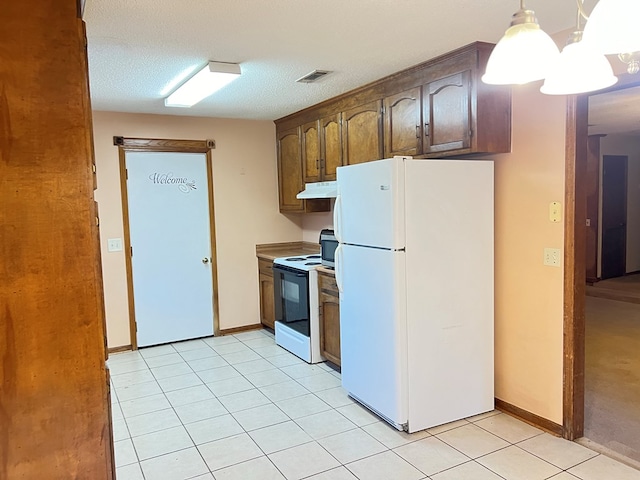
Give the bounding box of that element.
[165,61,241,108]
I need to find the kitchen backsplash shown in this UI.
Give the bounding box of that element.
[301,200,333,244]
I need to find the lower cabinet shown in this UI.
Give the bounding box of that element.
[258,258,275,329]
[318,270,341,367]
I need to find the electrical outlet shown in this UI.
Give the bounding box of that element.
[107,238,123,252]
[544,248,561,267]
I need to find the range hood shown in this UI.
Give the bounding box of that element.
[296,181,338,199]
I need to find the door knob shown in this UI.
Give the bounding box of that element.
[202,257,209,264]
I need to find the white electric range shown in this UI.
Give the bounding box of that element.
[272,253,323,363]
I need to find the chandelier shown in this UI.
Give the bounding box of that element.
[482,0,640,95]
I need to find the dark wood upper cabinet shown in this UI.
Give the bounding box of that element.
[302,121,321,183]
[277,127,331,214]
[342,100,384,165]
[320,113,343,181]
[384,87,422,157]
[277,127,304,212]
[423,71,471,154]
[303,115,343,183]
[274,42,511,213]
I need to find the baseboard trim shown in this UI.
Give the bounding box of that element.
[108,345,132,354]
[495,398,563,436]
[219,323,263,336]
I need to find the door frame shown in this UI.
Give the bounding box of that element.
[563,74,640,439]
[115,137,220,349]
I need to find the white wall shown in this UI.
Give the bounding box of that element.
[93,111,303,348]
[599,134,640,274]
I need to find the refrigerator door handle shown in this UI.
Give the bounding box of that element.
[333,194,343,243]
[335,244,343,294]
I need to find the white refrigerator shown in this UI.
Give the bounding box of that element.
[334,156,494,433]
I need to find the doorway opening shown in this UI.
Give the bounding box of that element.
[116,137,220,349]
[565,77,640,465]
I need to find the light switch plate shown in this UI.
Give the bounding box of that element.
[549,202,561,223]
[107,238,123,252]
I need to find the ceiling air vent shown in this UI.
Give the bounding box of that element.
[296,70,331,83]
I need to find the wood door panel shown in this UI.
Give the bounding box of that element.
[320,297,341,366]
[423,71,471,153]
[601,155,627,279]
[259,272,275,329]
[343,101,383,165]
[384,88,421,157]
[302,121,321,183]
[319,272,340,366]
[321,114,342,180]
[1,3,113,478]
[278,128,304,211]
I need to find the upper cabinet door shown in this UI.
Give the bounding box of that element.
[320,113,343,181]
[384,88,422,158]
[277,127,304,212]
[342,100,384,165]
[423,70,471,154]
[302,121,321,183]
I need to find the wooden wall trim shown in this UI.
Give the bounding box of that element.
[495,399,564,436]
[206,149,221,336]
[107,345,133,355]
[218,324,263,336]
[114,137,213,153]
[563,95,588,440]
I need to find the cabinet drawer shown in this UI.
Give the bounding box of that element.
[258,258,274,277]
[319,271,338,296]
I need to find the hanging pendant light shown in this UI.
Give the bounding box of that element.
[582,0,640,55]
[482,1,560,85]
[541,32,618,95]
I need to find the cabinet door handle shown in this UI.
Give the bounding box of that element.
[415,125,420,139]
[316,159,319,169]
[424,123,430,137]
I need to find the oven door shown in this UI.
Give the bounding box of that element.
[273,264,310,336]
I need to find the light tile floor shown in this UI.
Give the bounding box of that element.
[109,329,640,480]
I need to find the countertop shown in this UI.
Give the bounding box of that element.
[317,266,335,276]
[256,241,320,261]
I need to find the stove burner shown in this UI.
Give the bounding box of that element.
[285,257,306,261]
[306,255,321,259]
[305,262,321,266]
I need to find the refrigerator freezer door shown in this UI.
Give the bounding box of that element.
[335,157,406,250]
[339,244,408,428]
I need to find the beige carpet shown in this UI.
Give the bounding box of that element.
[584,295,640,462]
[586,274,640,304]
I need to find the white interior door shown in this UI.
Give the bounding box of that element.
[125,151,214,347]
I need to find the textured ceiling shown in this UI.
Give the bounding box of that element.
[83,0,640,136]
[84,0,595,121]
